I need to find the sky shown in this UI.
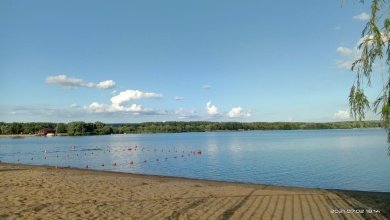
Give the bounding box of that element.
[0,0,383,123]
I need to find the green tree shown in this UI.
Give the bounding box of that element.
[101,125,113,135]
[67,121,86,136]
[56,123,67,134]
[345,1,389,138]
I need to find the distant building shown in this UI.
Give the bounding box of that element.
[38,128,56,136]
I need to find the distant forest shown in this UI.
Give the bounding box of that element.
[0,121,383,136]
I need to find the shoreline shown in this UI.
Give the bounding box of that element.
[0,134,38,138]
[1,163,388,219]
[3,162,389,193]
[0,162,322,191]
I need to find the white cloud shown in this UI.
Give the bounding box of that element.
[353,12,370,21]
[357,32,389,48]
[110,90,163,105]
[86,102,106,113]
[336,47,353,56]
[174,108,199,119]
[227,107,251,118]
[335,32,390,70]
[206,101,219,115]
[84,102,158,115]
[45,75,115,89]
[337,60,354,70]
[96,80,116,89]
[174,96,184,101]
[46,75,84,87]
[334,109,350,119]
[84,88,165,115]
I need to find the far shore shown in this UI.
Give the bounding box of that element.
[0,133,68,138]
[0,134,38,138]
[0,127,384,139]
[0,162,388,219]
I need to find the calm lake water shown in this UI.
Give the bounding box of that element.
[1,129,389,192]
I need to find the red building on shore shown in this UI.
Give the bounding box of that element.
[38,128,56,136]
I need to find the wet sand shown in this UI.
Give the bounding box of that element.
[0,163,387,219]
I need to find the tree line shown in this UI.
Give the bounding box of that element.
[0,120,382,136]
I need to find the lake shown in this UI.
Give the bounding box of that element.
[1,128,389,192]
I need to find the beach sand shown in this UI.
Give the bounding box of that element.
[0,163,387,220]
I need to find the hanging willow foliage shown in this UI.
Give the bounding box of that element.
[347,0,390,131]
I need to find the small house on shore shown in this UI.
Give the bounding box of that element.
[38,128,56,136]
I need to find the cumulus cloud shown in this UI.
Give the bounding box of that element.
[334,109,350,119]
[45,75,115,89]
[206,101,219,115]
[110,90,163,105]
[336,47,353,56]
[353,12,370,21]
[337,31,389,70]
[84,102,162,115]
[46,75,84,87]
[227,107,251,118]
[84,89,165,115]
[96,80,116,89]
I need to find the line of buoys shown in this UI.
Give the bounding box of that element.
[10,145,203,170]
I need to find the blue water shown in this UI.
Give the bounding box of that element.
[1,129,389,192]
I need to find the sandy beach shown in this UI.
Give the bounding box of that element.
[0,163,387,220]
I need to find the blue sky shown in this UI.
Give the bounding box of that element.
[0,0,382,123]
